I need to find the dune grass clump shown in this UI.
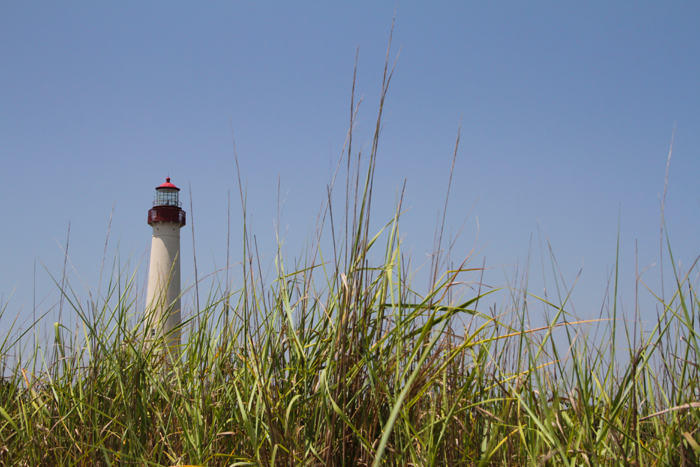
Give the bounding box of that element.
[2,57,700,467]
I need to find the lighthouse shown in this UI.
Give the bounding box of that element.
[145,177,186,348]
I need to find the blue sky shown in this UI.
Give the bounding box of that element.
[1,2,699,338]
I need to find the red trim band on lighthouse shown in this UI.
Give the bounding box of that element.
[148,206,186,225]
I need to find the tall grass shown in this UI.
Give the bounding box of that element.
[1,54,699,466]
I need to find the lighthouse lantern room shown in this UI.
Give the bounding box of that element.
[148,178,186,225]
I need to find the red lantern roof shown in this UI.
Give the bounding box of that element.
[156,177,180,191]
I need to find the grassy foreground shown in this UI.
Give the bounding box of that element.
[2,63,700,467]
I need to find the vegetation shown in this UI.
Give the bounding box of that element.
[1,54,699,467]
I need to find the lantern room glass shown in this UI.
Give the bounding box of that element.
[155,188,180,207]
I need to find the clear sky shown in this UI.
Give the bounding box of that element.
[1,2,699,339]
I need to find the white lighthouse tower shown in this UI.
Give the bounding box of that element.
[145,177,186,348]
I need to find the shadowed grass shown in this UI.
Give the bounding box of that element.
[2,194,699,466]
